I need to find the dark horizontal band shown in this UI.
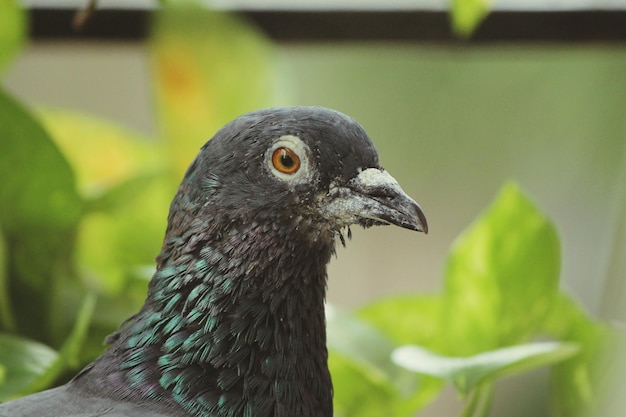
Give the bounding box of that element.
[28,8,626,43]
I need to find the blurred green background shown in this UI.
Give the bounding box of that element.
[1,2,625,417]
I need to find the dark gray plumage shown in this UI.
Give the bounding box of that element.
[0,106,427,417]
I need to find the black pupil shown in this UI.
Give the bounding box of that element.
[280,153,294,168]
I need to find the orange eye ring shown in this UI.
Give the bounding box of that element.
[271,147,301,174]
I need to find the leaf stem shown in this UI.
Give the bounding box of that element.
[459,383,493,417]
[473,383,494,417]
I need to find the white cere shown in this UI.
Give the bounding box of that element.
[353,168,401,189]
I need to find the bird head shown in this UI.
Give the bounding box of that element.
[86,107,427,417]
[176,106,427,245]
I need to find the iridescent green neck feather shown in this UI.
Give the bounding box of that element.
[79,202,335,417]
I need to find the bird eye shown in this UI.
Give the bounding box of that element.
[271,147,301,174]
[267,135,310,182]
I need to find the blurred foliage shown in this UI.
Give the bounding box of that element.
[0,0,283,401]
[0,90,82,344]
[151,2,287,177]
[451,0,492,38]
[327,184,614,417]
[0,334,58,400]
[0,0,25,73]
[0,1,619,417]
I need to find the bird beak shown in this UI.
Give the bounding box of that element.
[324,168,428,233]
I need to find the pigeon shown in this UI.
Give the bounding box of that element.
[0,106,427,417]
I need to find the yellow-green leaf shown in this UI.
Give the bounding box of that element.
[451,0,492,38]
[0,0,25,73]
[37,109,164,198]
[441,183,560,355]
[357,294,444,350]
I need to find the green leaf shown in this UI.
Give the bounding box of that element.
[330,352,443,417]
[441,183,560,355]
[327,305,444,417]
[82,171,166,214]
[542,293,611,417]
[0,334,59,401]
[393,342,579,396]
[74,179,172,295]
[451,0,492,38]
[150,3,288,177]
[0,0,25,73]
[0,89,82,343]
[19,293,97,395]
[330,352,398,417]
[357,294,444,349]
[327,305,399,382]
[0,93,81,241]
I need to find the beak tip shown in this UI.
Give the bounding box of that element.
[420,219,429,235]
[413,203,429,235]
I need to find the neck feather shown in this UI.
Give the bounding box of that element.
[88,213,336,417]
